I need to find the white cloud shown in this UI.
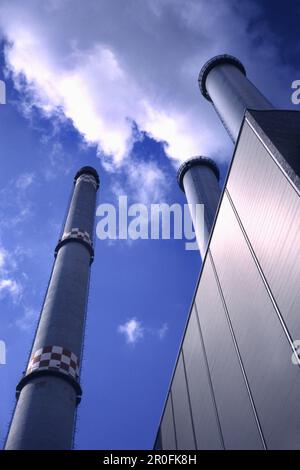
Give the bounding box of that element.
[0,243,38,329]
[157,323,168,340]
[0,245,15,273]
[41,140,73,181]
[111,158,170,205]
[0,243,37,329]
[126,160,169,204]
[0,172,35,231]
[118,317,168,344]
[15,172,35,190]
[0,0,291,172]
[0,278,22,302]
[118,318,144,344]
[0,244,25,304]
[0,246,7,269]
[15,306,37,331]
[10,207,33,227]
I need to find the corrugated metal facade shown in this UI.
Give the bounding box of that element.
[155,110,300,450]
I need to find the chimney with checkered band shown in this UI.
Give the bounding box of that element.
[5,166,99,450]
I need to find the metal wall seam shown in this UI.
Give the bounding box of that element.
[208,250,267,450]
[181,349,198,449]
[225,188,300,367]
[170,390,178,450]
[193,302,225,449]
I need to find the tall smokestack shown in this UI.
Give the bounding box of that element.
[177,156,220,260]
[199,54,273,142]
[5,166,100,450]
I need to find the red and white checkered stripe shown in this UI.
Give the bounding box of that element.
[27,346,79,380]
[61,228,92,247]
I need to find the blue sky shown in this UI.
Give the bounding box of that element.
[0,0,299,450]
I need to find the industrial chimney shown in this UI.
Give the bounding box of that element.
[198,54,273,142]
[177,156,220,260]
[5,166,100,450]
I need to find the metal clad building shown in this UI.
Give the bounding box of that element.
[155,110,300,450]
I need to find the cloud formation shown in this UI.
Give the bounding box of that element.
[0,170,36,230]
[15,172,35,190]
[0,0,291,171]
[0,246,23,303]
[0,277,22,300]
[111,157,170,206]
[118,318,144,344]
[118,317,168,345]
[15,306,37,331]
[0,171,39,329]
[0,242,38,329]
[157,323,168,340]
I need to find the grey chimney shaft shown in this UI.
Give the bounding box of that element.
[177,157,220,260]
[199,54,273,142]
[5,166,99,450]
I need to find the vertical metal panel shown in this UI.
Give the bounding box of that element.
[171,353,196,450]
[210,192,300,449]
[182,307,223,449]
[227,121,300,341]
[195,256,263,449]
[160,394,177,450]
